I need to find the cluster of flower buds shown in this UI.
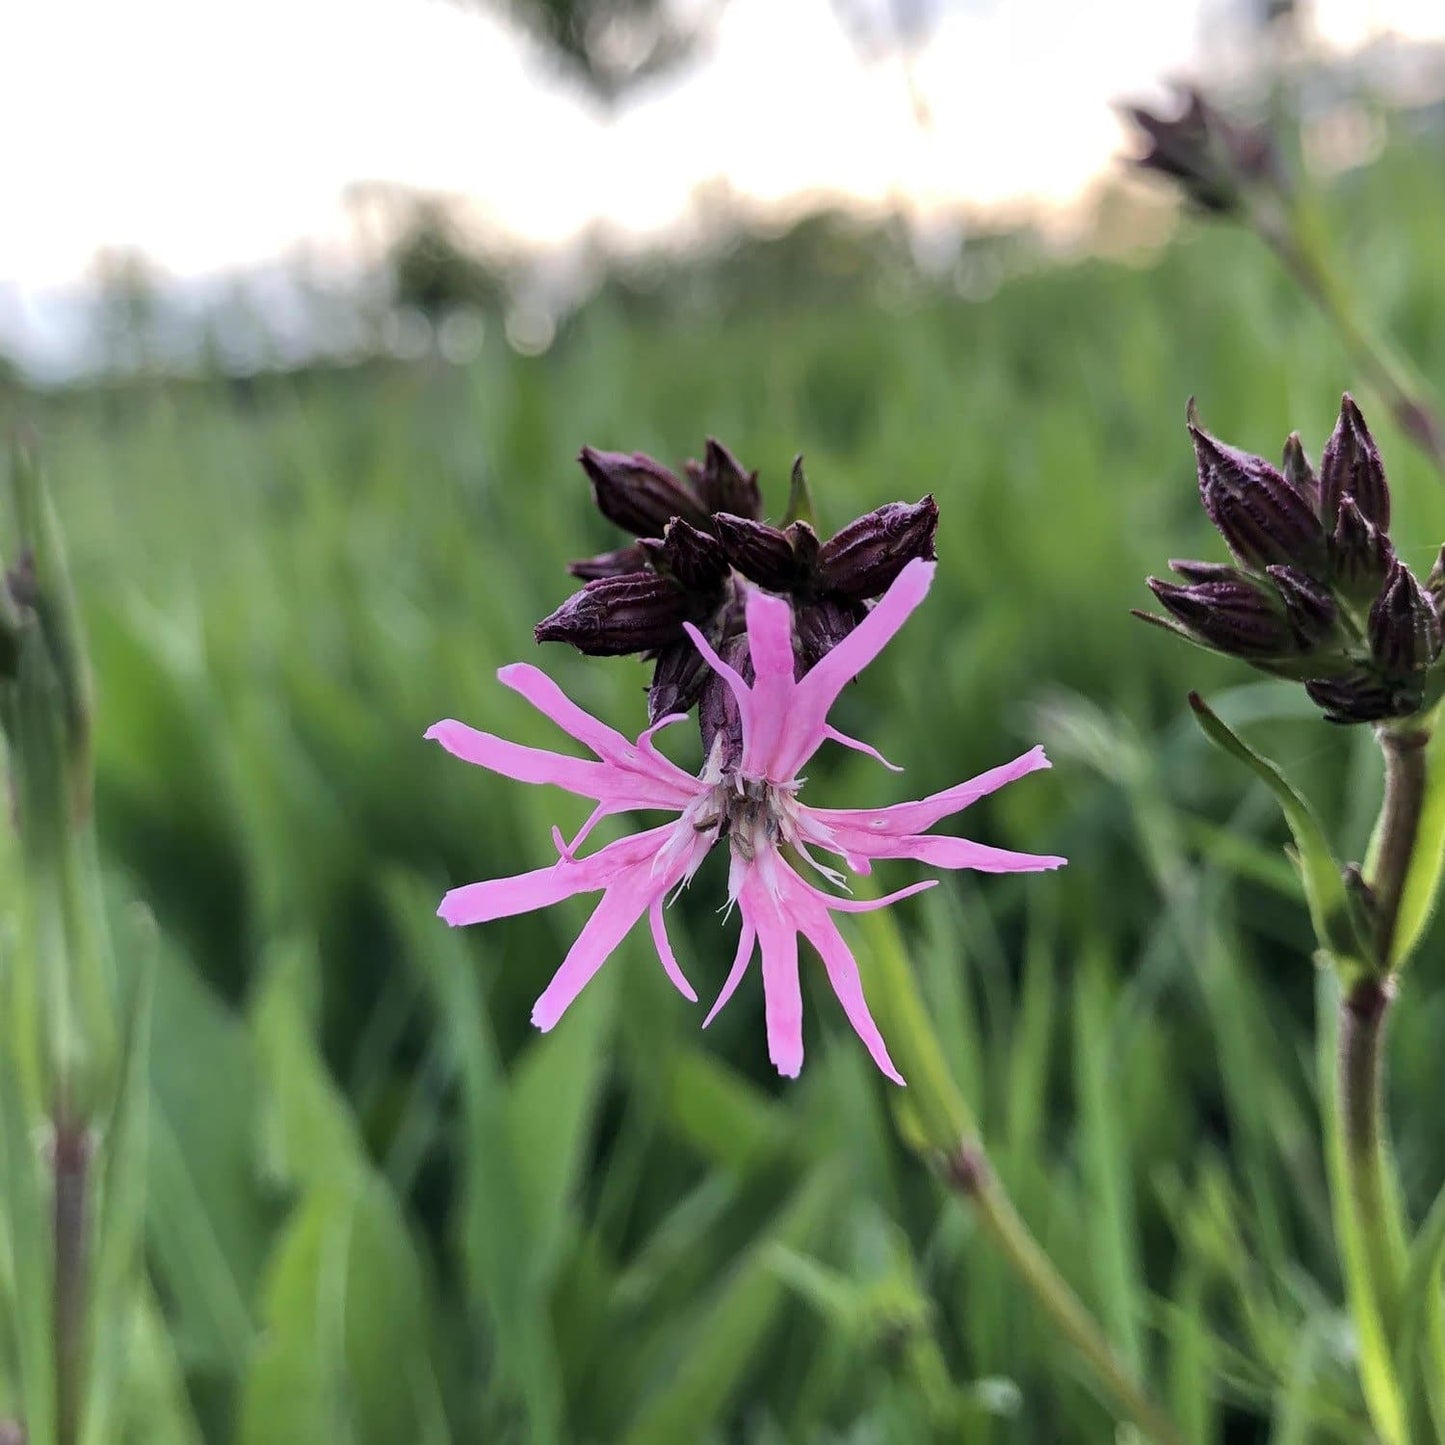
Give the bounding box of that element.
[1125,87,1280,217]
[535,439,938,756]
[1137,396,1445,724]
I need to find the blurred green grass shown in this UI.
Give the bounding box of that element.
[10,138,1445,1440]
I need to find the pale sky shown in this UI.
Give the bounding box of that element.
[3,0,1443,295]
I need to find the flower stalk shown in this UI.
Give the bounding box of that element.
[945,1144,1189,1445]
[857,910,1186,1445]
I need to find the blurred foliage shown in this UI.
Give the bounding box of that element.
[4,133,1445,1440]
[387,200,507,324]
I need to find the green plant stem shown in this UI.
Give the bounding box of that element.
[53,1111,88,1445]
[945,1143,1188,1445]
[1372,725,1430,967]
[1338,976,1404,1332]
[1263,208,1445,477]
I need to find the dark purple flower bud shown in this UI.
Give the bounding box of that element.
[1425,545,1445,613]
[712,514,799,590]
[1146,576,1297,659]
[1306,672,1422,725]
[698,628,752,766]
[1328,496,1394,601]
[639,518,729,594]
[1265,565,1337,646]
[578,447,710,537]
[795,597,866,672]
[1168,558,1247,584]
[567,542,649,581]
[1368,559,1440,676]
[1281,432,1319,510]
[1189,416,1326,573]
[1320,394,1389,533]
[1125,89,1278,216]
[535,572,688,656]
[688,438,762,520]
[817,496,939,602]
[647,637,713,723]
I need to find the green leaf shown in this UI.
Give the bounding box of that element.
[1394,1171,1445,1440]
[1188,693,1366,974]
[235,1177,449,1445]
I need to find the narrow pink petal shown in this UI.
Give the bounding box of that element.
[822,724,902,772]
[775,558,936,778]
[797,900,905,1085]
[437,824,674,926]
[497,662,635,760]
[531,870,656,1029]
[856,833,1067,873]
[680,621,754,726]
[551,802,613,860]
[743,587,797,682]
[811,879,938,913]
[703,919,756,1027]
[649,899,698,1002]
[426,720,611,797]
[738,589,801,779]
[744,873,804,1078]
[807,745,1051,838]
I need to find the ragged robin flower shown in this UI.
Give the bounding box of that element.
[535,439,938,759]
[432,559,1063,1081]
[1136,395,1445,723]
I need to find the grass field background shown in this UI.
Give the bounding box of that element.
[8,137,1445,1441]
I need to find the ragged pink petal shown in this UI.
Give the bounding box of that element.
[499,662,699,803]
[438,824,675,926]
[769,558,935,778]
[807,745,1052,838]
[746,875,804,1078]
[795,897,904,1085]
[703,918,757,1027]
[822,724,902,771]
[649,898,698,1002]
[831,829,1066,873]
[532,868,658,1029]
[425,720,612,797]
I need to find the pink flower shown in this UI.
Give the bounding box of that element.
[428,558,1064,1082]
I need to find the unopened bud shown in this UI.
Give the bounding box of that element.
[1265,565,1337,646]
[1368,559,1440,676]
[1306,671,1421,726]
[796,597,865,672]
[1167,558,1246,584]
[817,496,939,601]
[1146,576,1297,659]
[1125,89,1278,217]
[639,518,729,594]
[713,514,799,590]
[1189,415,1325,573]
[1426,545,1445,611]
[688,438,761,520]
[535,573,687,656]
[1329,496,1394,601]
[648,636,712,723]
[698,627,750,766]
[567,542,647,581]
[1320,394,1390,533]
[1281,432,1319,510]
[578,448,709,537]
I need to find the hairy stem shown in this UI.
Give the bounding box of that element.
[1372,725,1430,968]
[1266,214,1445,478]
[53,1112,88,1445]
[946,1143,1188,1445]
[1338,976,1405,1330]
